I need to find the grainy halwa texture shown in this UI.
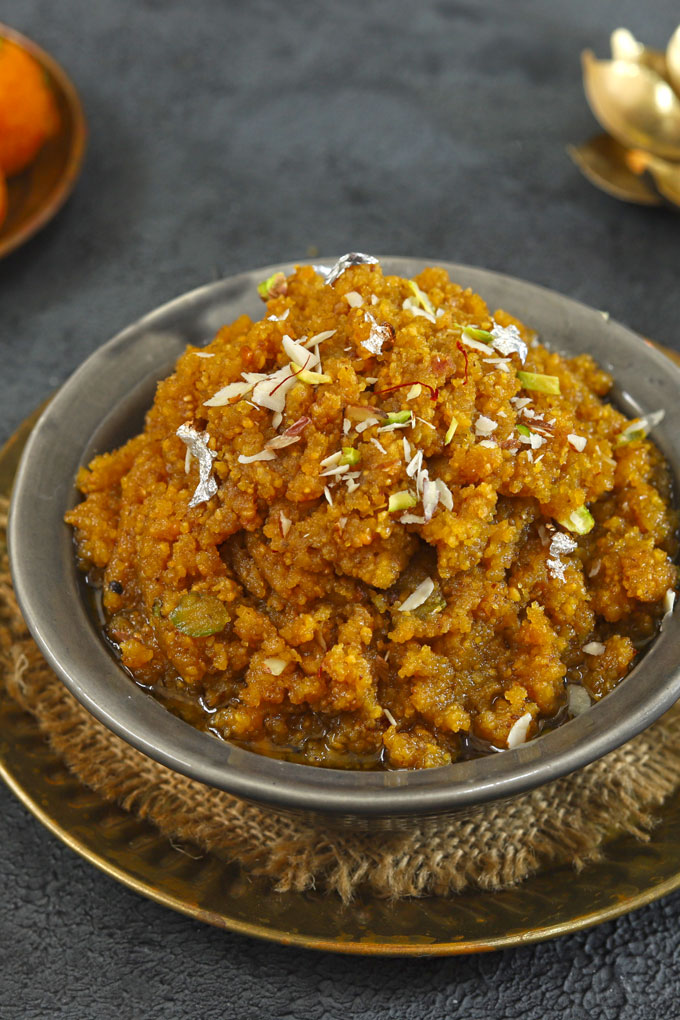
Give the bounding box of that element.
[65,260,678,769]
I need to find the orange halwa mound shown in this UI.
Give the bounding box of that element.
[66,261,678,769]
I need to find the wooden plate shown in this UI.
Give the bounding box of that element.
[2,389,680,955]
[0,23,86,258]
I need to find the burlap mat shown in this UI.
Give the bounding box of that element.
[2,497,680,903]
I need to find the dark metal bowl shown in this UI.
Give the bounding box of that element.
[8,258,680,824]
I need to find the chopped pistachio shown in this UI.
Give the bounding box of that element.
[169,592,229,637]
[617,426,646,445]
[389,490,418,512]
[558,505,595,535]
[340,447,361,466]
[615,409,665,447]
[517,371,561,395]
[412,584,447,618]
[385,410,412,425]
[290,362,332,385]
[444,418,458,445]
[257,271,288,300]
[516,424,531,437]
[408,280,436,318]
[462,325,494,343]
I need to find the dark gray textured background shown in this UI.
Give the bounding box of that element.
[2,1,680,1017]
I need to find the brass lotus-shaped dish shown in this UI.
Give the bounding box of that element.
[571,27,680,207]
[582,49,680,161]
[665,26,680,99]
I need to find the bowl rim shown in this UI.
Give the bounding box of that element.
[0,21,87,259]
[9,256,680,816]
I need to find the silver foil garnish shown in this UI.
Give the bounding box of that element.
[547,531,578,580]
[323,253,379,286]
[176,422,218,507]
[362,311,391,355]
[549,532,578,557]
[490,322,528,363]
[547,558,567,582]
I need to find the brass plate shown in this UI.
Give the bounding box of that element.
[2,395,680,956]
[568,133,663,206]
[0,23,86,259]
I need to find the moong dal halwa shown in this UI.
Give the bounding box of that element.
[65,256,678,770]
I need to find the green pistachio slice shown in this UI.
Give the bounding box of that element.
[257,272,288,300]
[340,447,361,466]
[408,280,436,317]
[517,371,561,395]
[389,490,418,512]
[557,506,595,535]
[615,409,665,446]
[385,410,412,425]
[290,363,332,384]
[444,418,458,444]
[169,593,229,637]
[412,584,447,618]
[462,326,494,343]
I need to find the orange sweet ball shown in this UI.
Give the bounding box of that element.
[0,37,60,177]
